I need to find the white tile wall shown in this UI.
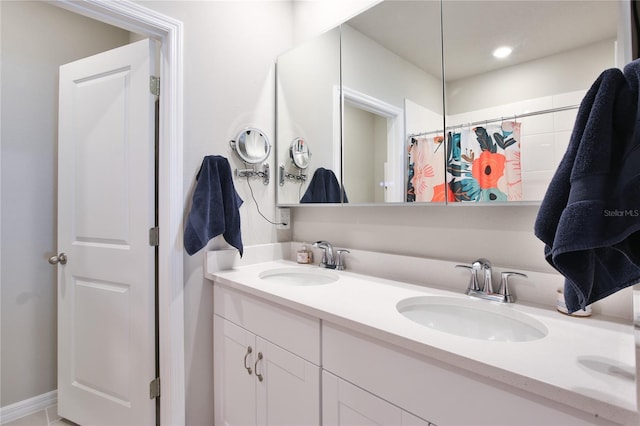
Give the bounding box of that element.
[553,109,580,132]
[553,131,572,161]
[519,114,555,136]
[521,133,555,172]
[446,90,586,201]
[516,96,554,113]
[552,90,587,107]
[522,170,556,201]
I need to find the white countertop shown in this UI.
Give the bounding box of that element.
[211,259,638,425]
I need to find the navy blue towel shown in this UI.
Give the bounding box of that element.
[534,59,640,313]
[300,167,348,203]
[184,155,243,256]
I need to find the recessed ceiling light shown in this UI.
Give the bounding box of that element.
[493,46,512,59]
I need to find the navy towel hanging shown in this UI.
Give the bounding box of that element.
[184,155,243,256]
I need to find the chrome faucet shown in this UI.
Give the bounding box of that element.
[455,258,527,303]
[473,258,493,294]
[313,241,335,268]
[312,241,349,270]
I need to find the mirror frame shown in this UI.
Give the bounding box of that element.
[232,127,271,164]
[275,0,631,207]
[289,137,312,169]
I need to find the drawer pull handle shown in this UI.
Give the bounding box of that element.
[243,346,253,375]
[255,352,264,382]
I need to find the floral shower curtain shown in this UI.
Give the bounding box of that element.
[446,121,522,202]
[406,135,448,202]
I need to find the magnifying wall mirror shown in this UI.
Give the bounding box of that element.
[231,127,271,164]
[290,138,311,169]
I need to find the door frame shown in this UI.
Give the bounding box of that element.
[52,1,185,425]
[335,85,404,203]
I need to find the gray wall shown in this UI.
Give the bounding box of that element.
[1,2,293,424]
[343,104,376,203]
[0,1,131,407]
[292,204,549,272]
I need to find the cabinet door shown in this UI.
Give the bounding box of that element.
[402,411,432,426]
[214,315,257,426]
[323,371,423,426]
[256,337,320,426]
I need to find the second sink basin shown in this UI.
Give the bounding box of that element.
[397,296,548,342]
[259,267,339,286]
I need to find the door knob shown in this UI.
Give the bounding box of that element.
[48,253,67,265]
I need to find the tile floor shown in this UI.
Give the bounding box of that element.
[2,405,77,426]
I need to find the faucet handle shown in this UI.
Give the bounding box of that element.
[499,271,528,303]
[335,249,350,271]
[455,264,481,293]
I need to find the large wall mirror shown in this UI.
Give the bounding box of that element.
[341,1,444,204]
[277,27,341,204]
[276,0,624,206]
[442,1,618,203]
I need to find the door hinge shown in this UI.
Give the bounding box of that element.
[149,227,159,247]
[150,377,161,399]
[150,76,160,96]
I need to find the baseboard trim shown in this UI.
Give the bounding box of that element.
[0,390,57,424]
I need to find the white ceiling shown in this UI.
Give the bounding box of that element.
[347,0,618,81]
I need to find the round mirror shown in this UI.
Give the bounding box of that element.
[232,128,271,164]
[289,137,311,169]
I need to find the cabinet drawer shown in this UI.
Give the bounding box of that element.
[323,371,431,426]
[214,283,320,364]
[323,323,617,426]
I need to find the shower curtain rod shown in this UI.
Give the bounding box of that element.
[408,104,580,139]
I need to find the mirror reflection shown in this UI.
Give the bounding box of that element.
[341,1,444,204]
[276,0,622,206]
[276,27,341,204]
[442,1,618,203]
[290,138,311,170]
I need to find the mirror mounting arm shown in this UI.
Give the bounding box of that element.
[236,163,269,185]
[279,165,307,187]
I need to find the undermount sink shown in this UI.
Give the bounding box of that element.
[397,296,548,342]
[258,267,339,286]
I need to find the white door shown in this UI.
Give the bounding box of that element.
[55,39,157,426]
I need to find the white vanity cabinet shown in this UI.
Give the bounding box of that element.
[211,261,635,426]
[322,323,624,426]
[213,284,321,426]
[323,371,432,426]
